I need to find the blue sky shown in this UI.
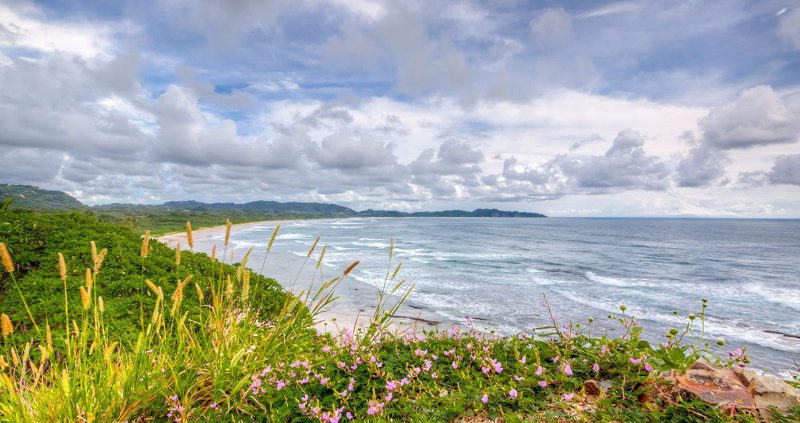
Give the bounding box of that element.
[0,0,799,216]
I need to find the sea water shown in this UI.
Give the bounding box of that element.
[211,217,800,374]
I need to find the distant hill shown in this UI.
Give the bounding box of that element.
[0,185,545,232]
[0,184,87,211]
[160,200,356,215]
[358,208,545,218]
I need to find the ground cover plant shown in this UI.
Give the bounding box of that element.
[0,211,797,421]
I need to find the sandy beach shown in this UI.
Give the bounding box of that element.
[157,219,443,335]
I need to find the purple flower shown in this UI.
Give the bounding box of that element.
[563,364,573,377]
[452,361,458,369]
[562,392,574,401]
[481,394,488,404]
[592,362,600,373]
[386,381,397,391]
[538,380,547,388]
[519,355,527,364]
[644,362,653,372]
[535,365,543,376]
[509,388,518,399]
[630,357,643,365]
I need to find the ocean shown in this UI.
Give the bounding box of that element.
[200,217,800,374]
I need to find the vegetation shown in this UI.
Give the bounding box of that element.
[1,184,547,235]
[0,210,795,421]
[0,184,86,211]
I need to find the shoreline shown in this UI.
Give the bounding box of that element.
[157,218,323,245]
[157,218,442,335]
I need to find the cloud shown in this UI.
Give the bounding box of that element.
[310,134,397,169]
[698,85,799,150]
[556,129,671,191]
[675,146,729,188]
[768,154,800,185]
[676,85,800,187]
[778,7,800,50]
[529,8,572,44]
[577,1,641,19]
[0,2,117,58]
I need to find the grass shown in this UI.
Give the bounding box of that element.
[0,211,797,421]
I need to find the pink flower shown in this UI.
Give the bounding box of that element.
[519,355,527,364]
[385,392,393,402]
[509,389,518,399]
[538,380,547,388]
[481,394,488,404]
[562,392,574,401]
[514,375,523,381]
[535,365,543,376]
[452,361,458,369]
[644,362,653,372]
[322,346,331,353]
[346,412,353,420]
[630,357,643,365]
[592,363,600,373]
[276,380,286,390]
[563,364,573,377]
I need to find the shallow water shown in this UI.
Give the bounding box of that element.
[207,217,800,375]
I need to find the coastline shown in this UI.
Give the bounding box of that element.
[157,219,442,335]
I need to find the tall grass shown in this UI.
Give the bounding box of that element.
[0,224,787,422]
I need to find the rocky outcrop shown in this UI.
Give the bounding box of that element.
[664,361,800,421]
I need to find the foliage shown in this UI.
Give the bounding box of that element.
[0,212,779,421]
[0,184,86,211]
[0,209,289,344]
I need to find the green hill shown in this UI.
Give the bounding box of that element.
[0,184,86,211]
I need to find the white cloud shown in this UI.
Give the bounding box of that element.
[0,3,116,59]
[778,7,800,49]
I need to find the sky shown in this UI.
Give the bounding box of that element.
[0,0,799,217]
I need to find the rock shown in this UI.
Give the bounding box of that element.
[668,361,754,409]
[734,367,800,419]
[599,380,614,391]
[584,379,601,396]
[665,361,800,421]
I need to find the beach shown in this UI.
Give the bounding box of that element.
[157,219,443,334]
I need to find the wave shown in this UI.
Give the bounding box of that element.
[558,290,800,353]
[277,233,308,240]
[584,271,655,288]
[742,283,800,312]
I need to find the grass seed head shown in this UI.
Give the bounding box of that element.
[343,260,360,276]
[186,222,193,250]
[224,219,232,246]
[58,253,67,282]
[80,286,90,310]
[141,230,150,258]
[1,314,12,339]
[0,243,13,273]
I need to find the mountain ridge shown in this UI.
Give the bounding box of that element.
[0,184,546,218]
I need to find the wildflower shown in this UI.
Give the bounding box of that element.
[563,392,575,401]
[276,380,286,390]
[644,362,653,372]
[386,380,397,391]
[535,365,543,376]
[509,388,518,399]
[452,361,458,369]
[593,362,600,373]
[481,394,488,404]
[423,360,432,371]
[514,375,523,381]
[563,363,573,377]
[385,392,393,401]
[346,412,353,420]
[519,355,527,364]
[630,357,643,365]
[538,380,548,388]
